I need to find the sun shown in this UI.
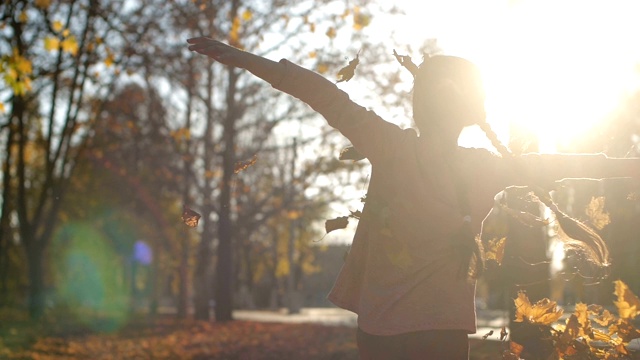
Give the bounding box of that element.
[398,0,640,153]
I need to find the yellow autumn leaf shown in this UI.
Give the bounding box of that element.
[35,0,51,9]
[0,103,5,113]
[484,237,506,265]
[614,280,640,319]
[104,52,115,67]
[61,36,78,55]
[19,11,27,23]
[325,27,336,39]
[352,8,372,31]
[44,36,60,51]
[5,68,18,81]
[62,29,70,37]
[585,196,610,230]
[514,291,563,325]
[52,21,63,33]
[229,16,241,46]
[241,9,252,21]
[308,51,317,59]
[316,62,329,74]
[15,57,32,75]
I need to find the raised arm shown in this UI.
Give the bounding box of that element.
[187,37,285,85]
[187,37,407,166]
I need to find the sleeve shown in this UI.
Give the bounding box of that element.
[520,153,640,186]
[270,59,408,165]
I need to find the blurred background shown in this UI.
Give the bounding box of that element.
[1,0,640,335]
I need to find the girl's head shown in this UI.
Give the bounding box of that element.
[412,56,486,141]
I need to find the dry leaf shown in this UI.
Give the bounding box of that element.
[614,280,640,319]
[234,154,257,174]
[182,205,201,227]
[585,196,610,230]
[514,292,564,325]
[482,330,494,340]
[500,326,508,341]
[485,237,506,265]
[336,51,360,83]
[325,216,349,234]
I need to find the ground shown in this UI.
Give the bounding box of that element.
[0,314,504,359]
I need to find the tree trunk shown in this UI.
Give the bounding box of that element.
[26,243,45,319]
[214,68,239,322]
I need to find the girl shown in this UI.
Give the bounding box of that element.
[187,37,639,359]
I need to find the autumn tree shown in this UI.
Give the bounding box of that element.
[0,0,168,318]
[164,0,380,321]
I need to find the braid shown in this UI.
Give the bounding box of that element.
[477,122,610,271]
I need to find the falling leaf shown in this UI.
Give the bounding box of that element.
[614,280,640,319]
[514,291,564,325]
[500,326,508,341]
[325,216,349,234]
[234,154,257,174]
[585,196,610,230]
[336,51,360,83]
[182,205,201,227]
[339,146,365,161]
[484,237,506,265]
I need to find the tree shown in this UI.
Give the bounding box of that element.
[0,0,167,318]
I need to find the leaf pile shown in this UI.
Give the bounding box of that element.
[506,280,640,359]
[0,318,358,360]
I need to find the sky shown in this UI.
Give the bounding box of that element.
[387,0,640,152]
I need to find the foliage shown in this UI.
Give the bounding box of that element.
[503,280,640,359]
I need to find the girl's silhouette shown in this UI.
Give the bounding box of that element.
[188,37,639,359]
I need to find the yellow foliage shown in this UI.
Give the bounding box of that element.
[241,9,252,21]
[514,291,564,325]
[52,20,63,33]
[19,11,27,23]
[352,7,371,30]
[229,16,241,47]
[44,36,60,51]
[0,103,5,113]
[614,279,640,319]
[61,36,78,55]
[316,62,329,74]
[484,237,506,265]
[325,27,336,39]
[585,196,610,230]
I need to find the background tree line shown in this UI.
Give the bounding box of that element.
[1,0,640,330]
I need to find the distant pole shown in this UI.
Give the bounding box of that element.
[287,138,301,314]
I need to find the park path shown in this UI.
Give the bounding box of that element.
[233,307,510,340]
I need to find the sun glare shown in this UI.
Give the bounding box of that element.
[396,0,640,153]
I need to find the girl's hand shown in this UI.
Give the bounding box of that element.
[187,37,247,68]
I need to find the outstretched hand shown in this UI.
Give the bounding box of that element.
[187,37,247,68]
[187,37,284,85]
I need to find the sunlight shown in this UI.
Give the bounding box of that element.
[396,0,640,152]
